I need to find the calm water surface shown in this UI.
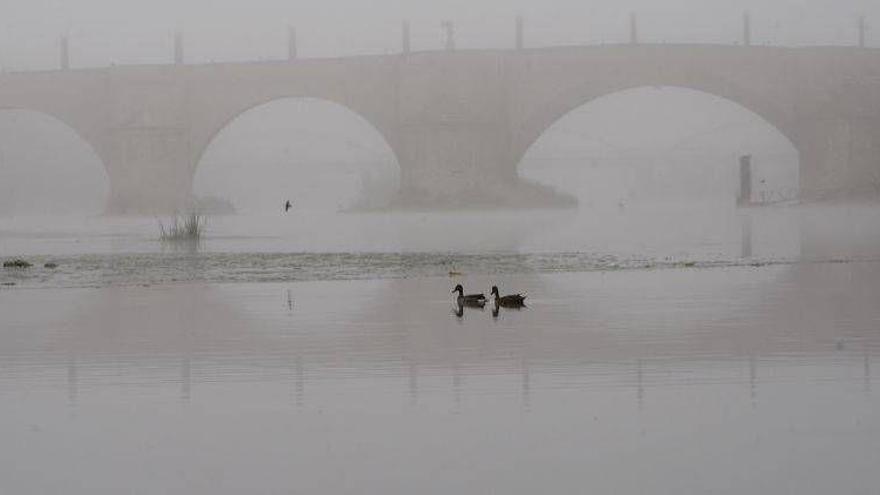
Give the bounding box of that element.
[1,203,879,493]
[1,264,879,494]
[1,202,878,288]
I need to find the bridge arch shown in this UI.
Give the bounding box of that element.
[192,96,401,212]
[0,107,109,215]
[514,72,801,167]
[514,83,800,204]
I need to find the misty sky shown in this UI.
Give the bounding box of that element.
[0,0,876,70]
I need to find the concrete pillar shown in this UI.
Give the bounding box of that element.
[402,21,410,54]
[442,20,455,51]
[288,26,298,60]
[738,154,752,205]
[629,13,638,45]
[858,15,866,48]
[798,117,880,200]
[515,15,524,50]
[105,127,194,214]
[743,11,752,46]
[174,32,183,64]
[60,35,70,70]
[393,123,575,208]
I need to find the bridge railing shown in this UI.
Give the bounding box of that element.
[0,13,872,73]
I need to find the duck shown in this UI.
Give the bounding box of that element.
[452,284,486,307]
[490,285,527,308]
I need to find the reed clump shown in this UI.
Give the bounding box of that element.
[158,213,206,242]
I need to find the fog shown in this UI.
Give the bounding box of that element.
[520,86,798,206]
[194,98,399,213]
[0,0,874,256]
[0,86,798,215]
[2,2,880,494]
[0,0,872,215]
[0,110,107,215]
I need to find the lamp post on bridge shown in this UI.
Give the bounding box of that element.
[738,154,753,206]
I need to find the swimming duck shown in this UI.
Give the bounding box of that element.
[490,285,527,308]
[452,284,486,307]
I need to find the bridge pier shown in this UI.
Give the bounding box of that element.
[392,124,575,209]
[798,117,880,200]
[104,127,194,214]
[738,155,753,205]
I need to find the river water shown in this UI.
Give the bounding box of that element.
[1,201,879,493]
[1,201,878,288]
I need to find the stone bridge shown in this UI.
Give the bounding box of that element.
[1,44,879,212]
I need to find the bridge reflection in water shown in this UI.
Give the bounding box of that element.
[3,261,875,410]
[2,261,878,492]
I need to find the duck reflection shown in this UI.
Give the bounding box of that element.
[452,299,487,319]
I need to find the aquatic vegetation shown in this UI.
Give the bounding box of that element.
[158,213,206,242]
[3,259,32,268]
